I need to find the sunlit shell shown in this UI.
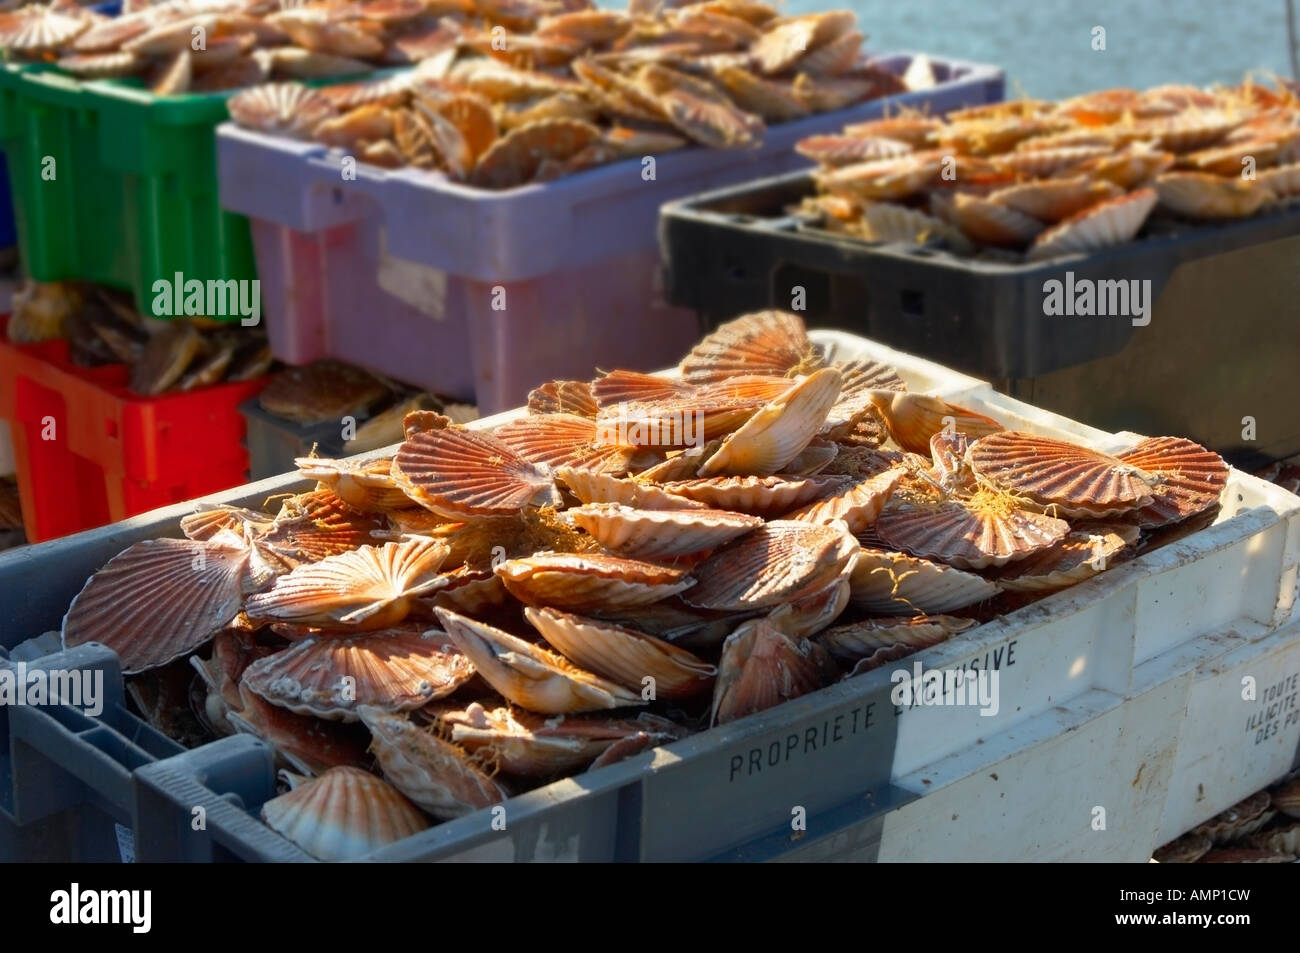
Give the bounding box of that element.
[682,519,857,610]
[1152,831,1213,863]
[697,368,841,476]
[493,413,636,474]
[990,176,1123,223]
[782,567,851,638]
[796,133,911,166]
[842,115,940,147]
[785,436,839,474]
[1155,171,1276,219]
[253,489,387,568]
[244,538,450,629]
[526,607,716,700]
[819,614,976,668]
[711,610,826,725]
[57,51,143,78]
[797,28,861,75]
[72,11,151,52]
[435,607,645,713]
[780,466,902,533]
[528,379,598,417]
[993,145,1111,177]
[857,202,973,252]
[1193,791,1273,845]
[968,431,1156,517]
[229,82,340,138]
[555,466,707,510]
[1258,161,1300,197]
[0,7,89,51]
[869,392,1004,455]
[428,569,511,615]
[1027,187,1157,261]
[680,310,821,383]
[986,524,1137,592]
[566,503,762,558]
[292,457,409,514]
[816,151,947,201]
[593,391,760,449]
[268,46,374,80]
[1115,436,1229,528]
[749,10,855,74]
[468,118,601,189]
[180,504,273,542]
[63,539,250,674]
[242,627,476,721]
[660,474,841,517]
[659,85,763,149]
[1071,143,1176,189]
[874,492,1070,569]
[392,426,560,518]
[1139,110,1240,152]
[946,192,1043,247]
[1177,137,1285,176]
[601,124,690,156]
[848,548,1000,613]
[495,553,693,610]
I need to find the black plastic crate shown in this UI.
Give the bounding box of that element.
[239,399,348,482]
[660,172,1300,468]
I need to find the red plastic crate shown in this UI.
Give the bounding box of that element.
[0,317,267,542]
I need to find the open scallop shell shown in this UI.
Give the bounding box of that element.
[870,392,1004,455]
[1027,187,1158,261]
[989,176,1123,223]
[260,766,429,861]
[228,685,372,776]
[528,379,598,417]
[590,369,694,407]
[180,504,273,542]
[257,489,387,567]
[859,202,974,252]
[1155,171,1276,219]
[874,492,1071,569]
[434,608,645,714]
[1193,791,1274,845]
[228,82,337,139]
[0,7,89,51]
[659,474,842,517]
[1115,436,1229,528]
[244,538,450,629]
[993,145,1112,177]
[948,192,1043,247]
[554,466,706,510]
[242,626,476,721]
[358,708,506,820]
[796,134,912,166]
[565,503,762,559]
[295,457,413,514]
[495,553,694,610]
[682,519,858,610]
[63,538,251,674]
[819,614,977,668]
[470,118,602,189]
[711,609,826,725]
[986,523,1138,591]
[968,431,1156,517]
[493,413,637,474]
[680,310,821,384]
[780,465,903,533]
[392,426,561,518]
[849,548,1000,613]
[525,607,716,700]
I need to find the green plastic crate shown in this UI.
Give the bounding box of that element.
[0,63,254,316]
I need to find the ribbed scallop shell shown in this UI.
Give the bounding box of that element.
[1243,822,1300,855]
[318,73,413,110]
[660,474,842,517]
[566,503,762,558]
[696,367,842,476]
[180,504,273,542]
[593,394,759,449]
[796,134,912,166]
[987,523,1138,591]
[1270,776,1300,819]
[295,457,413,514]
[63,539,250,674]
[230,685,372,776]
[1027,187,1157,261]
[874,495,1070,569]
[1258,162,1300,198]
[1072,143,1175,189]
[495,553,694,610]
[0,7,89,51]
[992,145,1111,177]
[244,538,451,628]
[949,193,1043,247]
[1140,111,1240,152]
[429,570,510,615]
[434,608,645,714]
[819,614,977,668]
[750,10,855,74]
[260,766,429,861]
[682,519,858,610]
[848,548,1000,613]
[526,607,716,699]
[783,569,852,638]
[871,392,1004,455]
[990,176,1123,223]
[470,118,601,189]
[528,379,598,417]
[1115,436,1229,528]
[259,489,388,565]
[56,51,143,78]
[228,83,338,139]
[242,627,476,721]
[590,370,693,407]
[967,431,1156,517]
[785,437,839,475]
[358,708,506,820]
[554,466,706,510]
[1155,171,1276,219]
[711,612,826,725]
[780,466,903,533]
[1193,791,1274,845]
[1152,831,1213,863]
[1199,848,1293,863]
[493,413,636,474]
[392,426,561,518]
[680,311,821,384]
[859,202,974,252]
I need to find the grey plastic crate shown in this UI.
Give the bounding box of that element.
[239,399,348,481]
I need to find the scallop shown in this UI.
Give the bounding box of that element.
[565,503,762,559]
[819,615,977,669]
[495,553,694,610]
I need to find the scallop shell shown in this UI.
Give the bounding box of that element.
[750,10,855,74]
[785,436,839,475]
[1071,143,1175,189]
[293,458,411,514]
[842,116,940,147]
[0,7,89,52]
[493,413,636,474]
[268,47,374,80]
[660,474,842,517]
[242,627,476,721]
[990,176,1124,223]
[495,553,694,610]
[858,202,974,252]
[358,708,505,820]
[180,504,273,543]
[62,539,250,674]
[660,86,763,149]
[1155,171,1276,219]
[468,118,601,189]
[986,524,1138,592]
[591,369,694,407]
[528,379,599,418]
[1152,831,1213,863]
[593,393,759,449]
[780,466,903,533]
[783,568,852,638]
[1272,776,1300,819]
[261,767,428,861]
[255,489,387,566]
[1026,187,1158,261]
[244,538,451,629]
[565,503,762,559]
[72,12,150,52]
[680,311,821,384]
[392,426,561,519]
[229,684,372,776]
[870,392,1004,455]
[819,614,977,668]
[697,367,842,476]
[993,145,1112,177]
[681,519,858,610]
[948,193,1043,247]
[228,83,338,139]
[554,466,706,510]
[434,607,645,714]
[1140,110,1241,152]
[711,65,808,122]
[1243,821,1300,855]
[1115,436,1229,528]
[525,607,716,700]
[816,151,947,201]
[874,492,1071,569]
[848,548,1000,613]
[967,431,1156,517]
[797,134,910,166]
[1192,790,1273,845]
[1258,161,1300,198]
[1198,848,1293,863]
[56,51,143,78]
[711,610,826,725]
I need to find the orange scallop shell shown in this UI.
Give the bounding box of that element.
[1027,187,1157,261]
[873,495,1070,569]
[554,466,706,510]
[527,379,598,417]
[566,503,763,558]
[590,369,694,407]
[948,192,1043,247]
[986,524,1138,591]
[295,457,413,514]
[679,310,821,384]
[780,466,903,532]
[493,413,637,474]
[495,552,694,610]
[1114,436,1229,528]
[819,614,977,668]
[711,611,826,725]
[1155,171,1276,219]
[392,426,561,518]
[228,82,338,139]
[659,474,842,517]
[989,176,1123,223]
[849,548,1000,613]
[871,392,1004,455]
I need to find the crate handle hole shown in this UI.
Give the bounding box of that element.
[901,290,925,317]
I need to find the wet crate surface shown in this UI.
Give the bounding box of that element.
[660,172,1300,469]
[216,54,1004,413]
[1,330,1298,861]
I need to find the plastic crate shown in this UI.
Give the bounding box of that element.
[216,53,1004,414]
[2,329,1298,861]
[0,318,267,542]
[660,171,1300,469]
[239,399,348,481]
